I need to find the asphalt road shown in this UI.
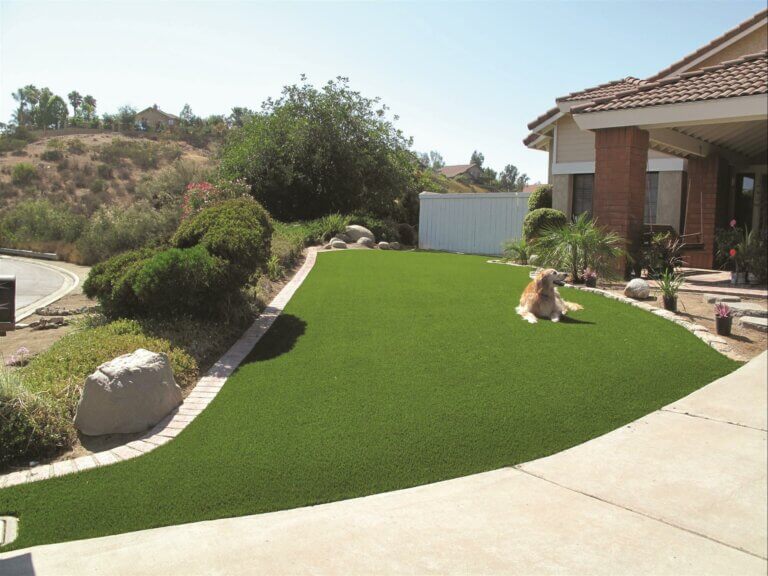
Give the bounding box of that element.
[0,258,69,313]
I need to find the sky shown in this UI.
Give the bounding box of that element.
[0,0,765,183]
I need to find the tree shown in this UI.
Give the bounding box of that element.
[515,173,530,191]
[117,105,136,130]
[67,91,83,119]
[428,150,445,170]
[33,88,68,129]
[179,104,196,126]
[499,164,519,191]
[10,85,39,127]
[227,107,254,128]
[470,150,484,168]
[82,95,97,123]
[220,76,418,221]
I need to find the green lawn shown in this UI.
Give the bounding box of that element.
[0,251,737,550]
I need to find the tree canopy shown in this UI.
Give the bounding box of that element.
[220,76,419,221]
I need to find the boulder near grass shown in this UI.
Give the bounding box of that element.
[75,349,183,436]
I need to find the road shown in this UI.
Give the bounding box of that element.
[0,257,76,319]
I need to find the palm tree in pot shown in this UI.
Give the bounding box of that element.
[658,270,684,312]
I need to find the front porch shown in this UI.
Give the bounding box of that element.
[573,53,768,272]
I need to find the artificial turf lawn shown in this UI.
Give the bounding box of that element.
[0,250,738,550]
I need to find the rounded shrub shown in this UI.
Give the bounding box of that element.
[83,247,158,318]
[173,197,273,283]
[523,208,567,241]
[528,184,553,211]
[397,222,417,246]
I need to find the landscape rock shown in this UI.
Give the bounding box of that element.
[623,278,650,300]
[726,302,768,318]
[389,242,401,250]
[377,241,390,250]
[356,237,375,248]
[330,240,347,249]
[344,225,375,243]
[702,293,741,304]
[74,348,182,436]
[740,316,768,332]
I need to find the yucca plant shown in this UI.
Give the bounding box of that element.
[657,270,684,312]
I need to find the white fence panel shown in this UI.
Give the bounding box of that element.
[418,192,530,256]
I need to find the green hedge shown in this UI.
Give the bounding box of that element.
[173,197,273,283]
[528,184,553,211]
[523,208,567,241]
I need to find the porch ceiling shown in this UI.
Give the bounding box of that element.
[675,120,767,163]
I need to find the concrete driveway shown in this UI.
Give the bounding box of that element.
[0,257,79,320]
[1,353,765,575]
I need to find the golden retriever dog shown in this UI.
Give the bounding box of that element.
[516,268,583,323]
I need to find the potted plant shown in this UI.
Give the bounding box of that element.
[658,270,683,312]
[583,267,598,288]
[714,302,733,336]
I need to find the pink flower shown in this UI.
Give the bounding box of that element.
[729,248,737,258]
[730,219,737,228]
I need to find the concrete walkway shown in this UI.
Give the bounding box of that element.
[1,353,765,575]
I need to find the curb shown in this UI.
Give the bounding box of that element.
[0,248,319,491]
[487,260,742,362]
[0,256,81,322]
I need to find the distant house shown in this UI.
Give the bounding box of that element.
[136,105,179,130]
[438,164,484,182]
[522,183,545,194]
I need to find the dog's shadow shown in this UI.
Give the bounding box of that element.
[559,315,595,325]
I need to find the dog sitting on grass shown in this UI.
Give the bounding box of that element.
[516,268,583,324]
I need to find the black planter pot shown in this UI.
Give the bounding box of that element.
[585,277,597,288]
[662,295,677,312]
[716,315,733,336]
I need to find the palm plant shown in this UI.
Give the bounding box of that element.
[503,237,530,264]
[532,213,626,282]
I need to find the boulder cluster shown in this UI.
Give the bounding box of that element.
[324,225,401,251]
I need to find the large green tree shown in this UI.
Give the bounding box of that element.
[220,76,418,221]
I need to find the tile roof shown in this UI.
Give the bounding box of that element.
[526,106,560,130]
[647,9,767,81]
[557,77,647,102]
[572,51,767,114]
[439,164,477,178]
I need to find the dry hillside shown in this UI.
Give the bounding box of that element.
[0,133,213,212]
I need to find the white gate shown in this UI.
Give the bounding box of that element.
[418,191,530,255]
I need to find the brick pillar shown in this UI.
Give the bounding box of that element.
[594,126,649,276]
[683,155,719,269]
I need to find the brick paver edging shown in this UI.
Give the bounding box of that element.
[487,260,741,361]
[0,248,319,490]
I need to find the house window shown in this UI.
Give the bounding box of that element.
[645,172,659,224]
[572,174,593,217]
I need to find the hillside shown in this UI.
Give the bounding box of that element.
[0,133,213,213]
[423,171,500,194]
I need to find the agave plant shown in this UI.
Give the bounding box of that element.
[532,213,626,282]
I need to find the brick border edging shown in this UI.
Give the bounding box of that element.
[0,248,319,491]
[487,260,740,361]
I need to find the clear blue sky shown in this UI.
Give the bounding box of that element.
[1,0,764,182]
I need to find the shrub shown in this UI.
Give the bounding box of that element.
[89,177,107,194]
[181,178,249,219]
[313,213,352,242]
[503,238,530,264]
[130,246,231,317]
[527,184,553,211]
[96,163,113,179]
[76,203,180,264]
[173,197,273,283]
[1,200,85,244]
[642,232,685,276]
[137,160,211,208]
[41,149,64,162]
[266,254,283,281]
[349,213,398,242]
[523,208,567,241]
[396,222,417,246]
[11,162,37,185]
[83,248,158,317]
[67,138,87,154]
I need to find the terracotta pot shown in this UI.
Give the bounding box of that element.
[715,315,733,336]
[662,295,677,312]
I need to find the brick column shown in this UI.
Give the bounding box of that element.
[683,155,719,269]
[594,126,649,276]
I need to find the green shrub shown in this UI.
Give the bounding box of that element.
[528,185,553,211]
[312,213,351,242]
[97,138,175,169]
[11,162,37,185]
[349,213,399,242]
[266,254,283,281]
[130,246,231,317]
[96,163,113,179]
[503,238,530,264]
[1,200,85,244]
[67,138,87,154]
[83,248,158,317]
[76,203,180,264]
[89,177,107,194]
[41,149,64,162]
[523,208,567,241]
[397,222,417,246]
[138,160,211,207]
[173,197,273,283]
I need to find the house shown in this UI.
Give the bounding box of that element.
[439,164,484,182]
[524,9,767,271]
[136,105,179,130]
[522,183,545,194]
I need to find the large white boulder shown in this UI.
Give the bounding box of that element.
[74,349,183,436]
[624,278,650,300]
[344,225,375,243]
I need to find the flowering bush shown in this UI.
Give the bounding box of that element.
[583,267,597,280]
[181,179,250,219]
[714,302,732,318]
